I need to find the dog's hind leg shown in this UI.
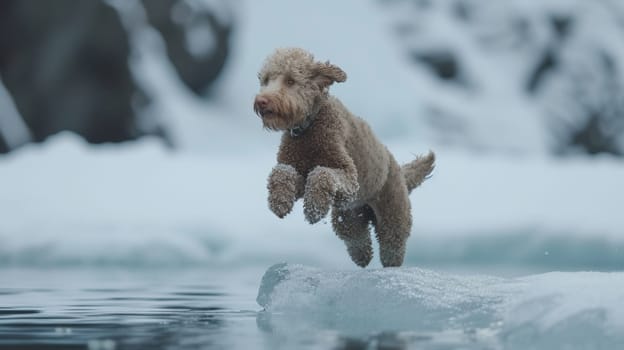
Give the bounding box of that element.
[332,205,375,267]
[371,163,412,267]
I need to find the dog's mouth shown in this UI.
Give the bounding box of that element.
[258,109,276,118]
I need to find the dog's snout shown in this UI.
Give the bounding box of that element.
[254,96,268,110]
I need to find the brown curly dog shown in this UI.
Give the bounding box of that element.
[253,48,435,267]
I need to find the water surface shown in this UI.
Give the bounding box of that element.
[2,266,622,350]
[0,268,262,350]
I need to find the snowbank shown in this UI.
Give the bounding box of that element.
[0,133,622,269]
[257,263,624,348]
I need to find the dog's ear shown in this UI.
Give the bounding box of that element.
[313,61,347,88]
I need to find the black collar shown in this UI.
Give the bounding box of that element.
[288,106,321,138]
[289,117,313,137]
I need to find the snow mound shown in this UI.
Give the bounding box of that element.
[257,263,624,348]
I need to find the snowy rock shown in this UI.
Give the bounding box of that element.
[379,0,624,156]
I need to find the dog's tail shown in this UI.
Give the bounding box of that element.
[402,151,435,194]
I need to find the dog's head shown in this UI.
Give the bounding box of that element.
[253,48,347,131]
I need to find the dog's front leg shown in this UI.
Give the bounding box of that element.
[304,166,358,224]
[267,164,304,218]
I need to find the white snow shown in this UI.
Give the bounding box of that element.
[0,133,622,268]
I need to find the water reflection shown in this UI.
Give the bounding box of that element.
[334,333,408,350]
[0,285,235,349]
[255,309,502,350]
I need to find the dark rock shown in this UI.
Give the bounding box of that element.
[526,47,557,94]
[0,135,8,154]
[569,114,622,156]
[551,51,624,157]
[411,50,469,87]
[0,0,139,144]
[550,14,573,38]
[142,0,233,96]
[0,0,233,150]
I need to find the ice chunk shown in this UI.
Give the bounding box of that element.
[257,263,513,333]
[257,263,624,347]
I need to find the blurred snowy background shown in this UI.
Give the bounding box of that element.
[1,0,623,271]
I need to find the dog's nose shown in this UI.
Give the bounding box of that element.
[254,96,268,110]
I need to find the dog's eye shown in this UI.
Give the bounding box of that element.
[286,78,295,86]
[261,77,269,86]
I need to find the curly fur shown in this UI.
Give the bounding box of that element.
[254,48,435,267]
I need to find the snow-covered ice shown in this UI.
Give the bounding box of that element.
[257,263,624,348]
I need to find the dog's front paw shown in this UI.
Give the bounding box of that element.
[303,167,336,224]
[267,164,301,218]
[269,191,295,218]
[304,195,332,224]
